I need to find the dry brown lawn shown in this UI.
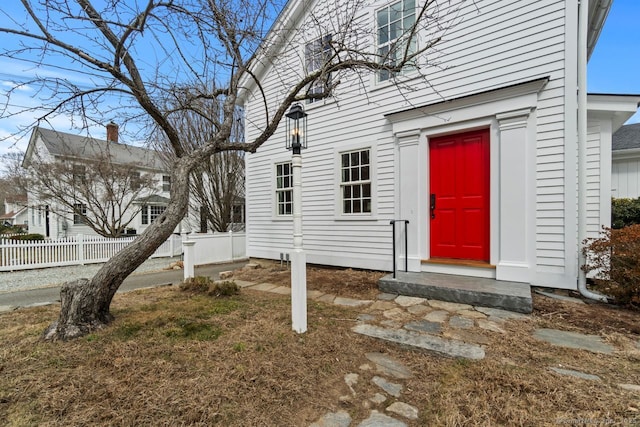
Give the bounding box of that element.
[1,260,639,426]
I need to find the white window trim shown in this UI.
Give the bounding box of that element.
[334,143,377,220]
[272,157,294,221]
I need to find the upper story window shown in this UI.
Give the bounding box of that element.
[305,35,333,103]
[377,0,417,82]
[72,164,86,184]
[129,171,141,191]
[162,175,171,192]
[341,149,371,214]
[275,162,293,216]
[73,203,87,225]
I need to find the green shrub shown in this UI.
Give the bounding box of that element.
[9,233,45,241]
[611,197,640,229]
[582,225,640,308]
[180,276,240,297]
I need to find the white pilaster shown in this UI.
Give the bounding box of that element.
[396,130,422,272]
[183,240,196,281]
[496,108,533,282]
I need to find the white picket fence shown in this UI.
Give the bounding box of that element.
[184,232,247,266]
[0,234,183,272]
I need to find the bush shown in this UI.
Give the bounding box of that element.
[9,233,45,241]
[611,197,640,229]
[582,225,640,308]
[180,276,240,297]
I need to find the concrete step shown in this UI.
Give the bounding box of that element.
[379,271,532,314]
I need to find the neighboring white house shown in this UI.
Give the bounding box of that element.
[239,0,640,290]
[611,123,640,199]
[22,124,176,238]
[0,195,29,229]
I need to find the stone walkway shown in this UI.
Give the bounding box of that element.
[230,274,640,426]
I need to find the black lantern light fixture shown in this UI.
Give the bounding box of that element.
[285,103,307,154]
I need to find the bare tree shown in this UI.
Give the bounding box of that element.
[155,95,245,233]
[0,0,442,340]
[21,149,159,238]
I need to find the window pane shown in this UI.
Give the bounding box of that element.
[342,169,349,183]
[377,9,388,28]
[363,199,372,213]
[344,186,351,198]
[343,201,351,214]
[404,0,415,12]
[361,166,369,181]
[351,151,359,166]
[361,150,369,165]
[363,183,371,197]
[354,185,361,198]
[341,153,349,168]
[390,2,401,21]
[353,200,361,213]
[378,26,388,45]
[351,167,360,181]
[390,19,401,41]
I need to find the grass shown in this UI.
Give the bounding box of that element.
[0,263,639,426]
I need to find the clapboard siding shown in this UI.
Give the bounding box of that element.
[612,158,640,198]
[245,0,569,273]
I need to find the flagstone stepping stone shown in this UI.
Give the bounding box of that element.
[619,383,640,392]
[424,310,449,323]
[345,373,359,395]
[310,410,352,427]
[549,367,601,381]
[380,320,402,329]
[534,328,614,354]
[449,315,474,330]
[394,295,426,307]
[357,410,407,427]
[317,294,336,303]
[428,300,473,312]
[383,308,410,321]
[457,309,487,319]
[267,286,291,295]
[334,297,373,307]
[378,293,398,301]
[307,290,325,299]
[365,352,413,379]
[407,305,430,316]
[370,393,387,404]
[475,306,529,320]
[372,376,403,397]
[404,320,442,334]
[353,324,485,360]
[357,314,376,322]
[370,300,397,311]
[386,402,419,420]
[477,319,505,333]
[247,282,278,291]
[232,280,256,288]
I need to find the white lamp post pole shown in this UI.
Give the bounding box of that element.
[290,150,307,333]
[286,103,308,334]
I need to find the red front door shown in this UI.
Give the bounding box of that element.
[429,129,490,262]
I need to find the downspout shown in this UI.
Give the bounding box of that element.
[577,0,608,302]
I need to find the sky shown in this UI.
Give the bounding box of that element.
[0,0,639,159]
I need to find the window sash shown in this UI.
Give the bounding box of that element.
[340,149,372,214]
[275,162,293,216]
[376,0,416,82]
[73,203,87,225]
[305,34,333,103]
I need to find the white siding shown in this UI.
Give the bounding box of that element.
[244,0,570,277]
[612,157,640,199]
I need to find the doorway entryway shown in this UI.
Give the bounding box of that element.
[429,129,490,262]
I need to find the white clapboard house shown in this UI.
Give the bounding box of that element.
[239,0,639,291]
[22,123,174,238]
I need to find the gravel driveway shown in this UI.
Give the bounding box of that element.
[0,257,181,293]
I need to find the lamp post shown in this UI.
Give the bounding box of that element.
[286,103,307,333]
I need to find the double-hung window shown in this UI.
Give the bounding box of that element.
[377,0,417,82]
[73,203,87,225]
[305,35,333,103]
[275,162,293,216]
[340,149,371,214]
[162,175,171,192]
[141,205,166,225]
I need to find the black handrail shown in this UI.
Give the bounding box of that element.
[390,219,409,278]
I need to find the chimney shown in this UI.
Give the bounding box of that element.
[106,121,119,144]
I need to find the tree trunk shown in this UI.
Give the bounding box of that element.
[43,161,191,341]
